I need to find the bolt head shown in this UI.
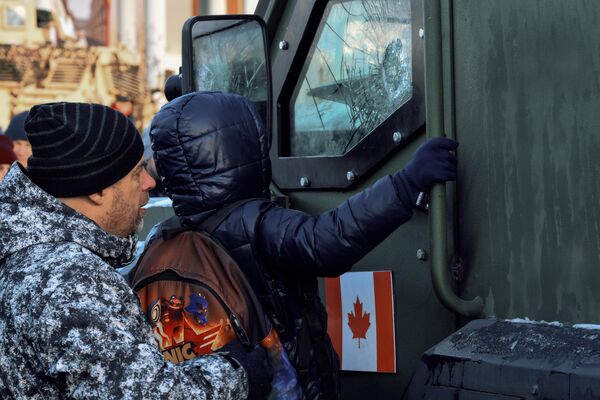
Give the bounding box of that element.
[416,249,428,261]
[530,384,539,395]
[278,40,289,50]
[346,170,356,181]
[299,176,310,187]
[392,131,403,143]
[419,28,425,38]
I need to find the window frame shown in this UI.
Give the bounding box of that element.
[271,0,425,190]
[3,4,27,30]
[181,14,273,137]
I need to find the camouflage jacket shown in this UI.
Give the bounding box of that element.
[0,164,248,399]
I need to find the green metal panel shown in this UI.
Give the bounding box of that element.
[287,140,456,397]
[266,0,458,396]
[452,0,600,323]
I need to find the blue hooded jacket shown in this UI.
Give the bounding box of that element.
[150,91,415,399]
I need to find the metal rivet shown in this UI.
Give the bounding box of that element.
[416,249,428,261]
[530,384,539,396]
[346,170,356,182]
[279,40,289,50]
[299,176,310,187]
[392,131,403,143]
[416,192,426,207]
[419,28,425,38]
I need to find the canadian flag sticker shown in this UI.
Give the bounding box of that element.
[325,271,395,373]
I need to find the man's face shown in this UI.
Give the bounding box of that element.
[13,140,32,168]
[0,164,10,181]
[102,159,156,237]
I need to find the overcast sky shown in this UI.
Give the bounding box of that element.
[67,0,91,20]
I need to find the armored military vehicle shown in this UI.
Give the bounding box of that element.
[155,0,600,398]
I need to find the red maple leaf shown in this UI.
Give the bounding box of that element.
[347,297,371,348]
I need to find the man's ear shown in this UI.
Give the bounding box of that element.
[88,188,108,206]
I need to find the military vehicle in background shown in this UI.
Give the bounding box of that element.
[0,0,148,130]
[160,0,600,398]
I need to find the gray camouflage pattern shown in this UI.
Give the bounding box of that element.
[0,163,248,399]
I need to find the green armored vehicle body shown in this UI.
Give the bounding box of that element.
[144,0,600,398]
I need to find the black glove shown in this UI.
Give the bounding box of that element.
[391,137,458,208]
[219,339,273,400]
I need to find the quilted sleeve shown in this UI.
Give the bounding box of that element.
[257,175,414,277]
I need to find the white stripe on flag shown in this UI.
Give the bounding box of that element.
[340,271,377,372]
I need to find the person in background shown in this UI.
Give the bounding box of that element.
[4,111,32,168]
[0,135,16,181]
[112,95,135,123]
[0,102,271,400]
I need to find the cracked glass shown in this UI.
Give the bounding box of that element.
[191,19,268,125]
[290,0,412,157]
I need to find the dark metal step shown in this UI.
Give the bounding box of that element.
[404,319,600,399]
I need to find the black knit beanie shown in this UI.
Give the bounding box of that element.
[25,102,144,197]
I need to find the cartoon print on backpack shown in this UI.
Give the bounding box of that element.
[144,288,238,364]
[187,293,210,325]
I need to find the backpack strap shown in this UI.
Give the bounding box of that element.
[198,199,256,234]
[154,198,257,242]
[158,215,187,240]
[296,279,340,400]
[197,198,272,339]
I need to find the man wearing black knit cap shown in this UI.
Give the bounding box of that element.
[0,102,265,399]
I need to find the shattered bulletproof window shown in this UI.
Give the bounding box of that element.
[290,0,412,157]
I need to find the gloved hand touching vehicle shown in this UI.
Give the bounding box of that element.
[218,339,274,400]
[391,137,458,209]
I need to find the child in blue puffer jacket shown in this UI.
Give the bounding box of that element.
[147,91,458,400]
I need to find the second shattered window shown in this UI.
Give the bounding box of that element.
[290,0,412,157]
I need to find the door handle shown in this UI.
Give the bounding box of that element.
[425,0,483,317]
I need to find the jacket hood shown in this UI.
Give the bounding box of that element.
[0,163,137,266]
[150,91,271,219]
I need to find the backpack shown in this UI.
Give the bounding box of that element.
[131,203,302,400]
[133,201,338,400]
[131,212,269,361]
